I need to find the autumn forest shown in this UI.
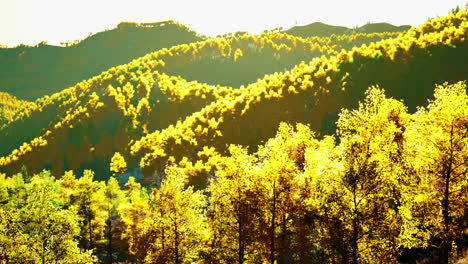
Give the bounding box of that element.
[0,5,467,264]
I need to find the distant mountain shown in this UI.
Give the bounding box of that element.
[0,20,411,101]
[0,21,203,99]
[356,22,411,34]
[285,21,411,38]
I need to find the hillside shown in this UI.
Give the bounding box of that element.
[0,92,36,128]
[0,9,466,183]
[0,20,203,99]
[0,20,410,101]
[0,28,409,180]
[0,31,340,179]
[133,11,467,182]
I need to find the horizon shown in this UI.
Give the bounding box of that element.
[1,0,467,47]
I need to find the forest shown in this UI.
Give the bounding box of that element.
[0,4,467,264]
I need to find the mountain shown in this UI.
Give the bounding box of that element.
[0,20,411,101]
[284,21,411,38]
[0,10,466,183]
[0,20,203,100]
[356,22,412,34]
[133,11,467,183]
[285,22,351,37]
[0,31,343,179]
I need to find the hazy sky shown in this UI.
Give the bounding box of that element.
[0,0,466,47]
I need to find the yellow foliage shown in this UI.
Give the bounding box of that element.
[110,152,127,177]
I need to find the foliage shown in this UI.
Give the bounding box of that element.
[0,82,467,262]
[110,152,127,177]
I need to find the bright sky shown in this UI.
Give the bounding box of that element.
[0,0,466,47]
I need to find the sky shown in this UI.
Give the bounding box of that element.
[0,0,466,47]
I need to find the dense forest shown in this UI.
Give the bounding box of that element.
[0,5,467,264]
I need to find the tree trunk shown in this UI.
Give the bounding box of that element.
[175,220,180,264]
[279,214,287,264]
[351,180,359,264]
[162,210,166,251]
[237,186,245,264]
[88,212,93,249]
[351,216,358,264]
[88,196,93,250]
[441,123,455,264]
[42,241,46,264]
[270,180,276,264]
[238,219,244,264]
[106,217,113,264]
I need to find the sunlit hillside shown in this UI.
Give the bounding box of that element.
[0,24,412,179]
[0,20,203,99]
[0,92,37,128]
[1,9,466,181]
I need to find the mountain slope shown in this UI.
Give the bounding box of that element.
[0,21,203,99]
[0,20,409,101]
[132,10,468,181]
[0,10,466,182]
[0,31,342,178]
[0,92,36,128]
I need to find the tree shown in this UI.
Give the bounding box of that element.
[206,145,264,263]
[315,87,417,263]
[255,123,316,263]
[67,170,108,251]
[144,166,208,264]
[110,152,127,177]
[302,133,343,263]
[119,176,152,262]
[404,81,468,263]
[104,177,126,263]
[1,170,95,263]
[137,79,151,100]
[20,165,30,183]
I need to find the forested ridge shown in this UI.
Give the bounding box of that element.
[0,6,467,264]
[0,20,407,101]
[0,20,203,99]
[0,22,412,180]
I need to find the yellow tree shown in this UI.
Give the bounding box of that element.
[67,170,108,251]
[144,166,208,264]
[329,86,414,263]
[255,123,316,263]
[206,145,264,264]
[104,177,126,262]
[0,203,23,263]
[404,81,468,263]
[303,132,343,263]
[119,176,152,262]
[110,152,127,177]
[1,171,95,263]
